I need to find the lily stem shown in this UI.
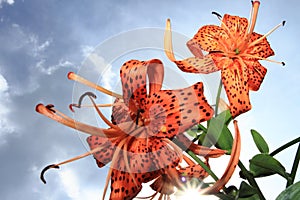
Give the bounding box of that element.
[215,78,223,117]
[270,137,300,156]
[286,143,300,188]
[238,160,266,200]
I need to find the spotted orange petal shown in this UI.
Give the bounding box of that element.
[220,58,251,118]
[245,60,267,91]
[221,14,248,38]
[186,38,204,58]
[109,169,143,200]
[172,56,220,74]
[179,162,209,179]
[246,32,275,59]
[193,25,227,52]
[86,135,120,168]
[164,19,219,74]
[145,82,213,138]
[120,59,164,110]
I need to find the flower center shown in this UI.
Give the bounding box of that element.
[234,48,240,55]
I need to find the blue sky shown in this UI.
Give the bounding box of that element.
[0,0,299,199]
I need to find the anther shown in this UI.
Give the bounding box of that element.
[282,21,286,26]
[69,92,97,112]
[45,104,56,113]
[40,164,60,184]
[212,11,222,20]
[282,62,285,66]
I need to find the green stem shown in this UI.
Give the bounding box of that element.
[238,161,266,200]
[270,137,300,156]
[286,143,300,187]
[214,78,223,117]
[187,150,219,182]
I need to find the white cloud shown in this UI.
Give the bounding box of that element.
[59,169,80,199]
[36,59,75,75]
[87,53,116,90]
[0,0,14,8]
[0,73,8,92]
[81,45,95,58]
[58,168,102,200]
[0,73,15,146]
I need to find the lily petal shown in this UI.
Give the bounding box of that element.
[246,32,275,59]
[164,19,219,74]
[109,169,143,200]
[146,82,213,138]
[87,136,120,168]
[245,60,267,91]
[120,59,164,110]
[201,120,241,194]
[221,14,249,38]
[193,25,227,52]
[221,59,251,118]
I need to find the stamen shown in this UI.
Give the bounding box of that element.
[87,93,121,130]
[123,136,139,187]
[247,21,285,48]
[67,72,122,99]
[69,92,96,112]
[239,53,285,66]
[164,19,176,62]
[36,104,122,138]
[102,136,129,200]
[70,103,113,112]
[40,144,107,184]
[212,11,222,20]
[40,164,59,184]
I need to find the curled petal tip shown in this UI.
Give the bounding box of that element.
[40,164,60,184]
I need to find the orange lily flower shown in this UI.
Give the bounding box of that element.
[164,0,285,117]
[37,58,216,199]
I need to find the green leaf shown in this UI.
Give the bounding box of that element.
[276,181,300,200]
[238,194,260,200]
[238,181,257,198]
[249,154,289,179]
[186,129,197,138]
[251,129,269,153]
[218,109,232,125]
[197,132,214,147]
[206,112,233,152]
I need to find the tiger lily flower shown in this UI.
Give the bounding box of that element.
[36,58,217,200]
[164,0,285,117]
